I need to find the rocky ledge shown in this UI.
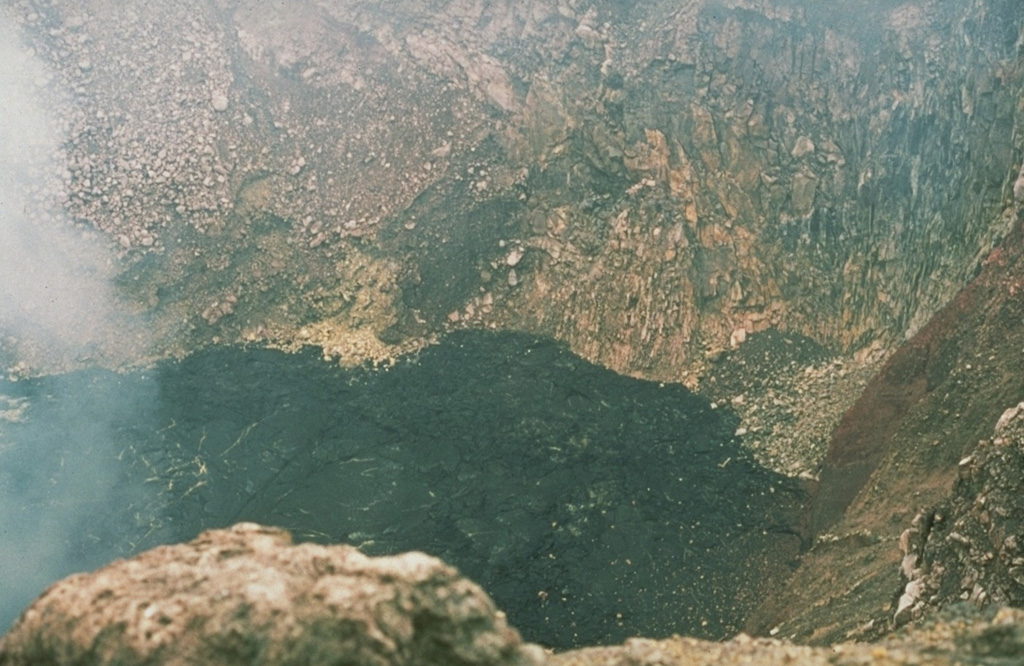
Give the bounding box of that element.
[4,523,1024,666]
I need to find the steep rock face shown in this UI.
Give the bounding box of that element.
[751,210,1024,643]
[486,0,1024,379]
[894,405,1024,626]
[4,0,1022,380]
[4,0,1024,648]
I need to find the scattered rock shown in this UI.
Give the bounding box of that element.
[506,247,525,267]
[995,402,1024,433]
[729,327,747,348]
[9,0,1020,387]
[791,135,816,158]
[211,91,229,112]
[7,527,1024,666]
[555,606,1024,664]
[701,330,878,476]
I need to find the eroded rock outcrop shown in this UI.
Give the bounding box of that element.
[0,523,544,666]
[486,0,1024,380]
[552,606,1024,665]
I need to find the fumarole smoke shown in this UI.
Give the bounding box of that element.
[0,16,153,631]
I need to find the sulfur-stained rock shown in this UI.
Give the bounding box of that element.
[0,523,545,666]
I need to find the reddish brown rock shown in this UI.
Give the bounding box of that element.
[7,0,1023,381]
[750,215,1024,643]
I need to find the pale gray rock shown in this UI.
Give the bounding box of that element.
[211,91,229,112]
[5,525,1024,666]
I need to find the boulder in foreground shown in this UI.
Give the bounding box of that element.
[7,522,1024,666]
[0,523,544,666]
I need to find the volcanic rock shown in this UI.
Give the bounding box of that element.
[4,0,1024,657]
[891,401,1024,625]
[751,214,1024,643]
[0,523,544,666]
[211,91,229,112]
[6,525,1024,665]
[7,0,1022,382]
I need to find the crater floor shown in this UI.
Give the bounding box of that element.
[0,331,806,646]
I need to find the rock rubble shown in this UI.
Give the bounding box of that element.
[892,400,1024,628]
[700,330,883,476]
[6,524,1024,665]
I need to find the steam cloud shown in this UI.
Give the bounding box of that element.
[0,20,124,361]
[0,18,152,631]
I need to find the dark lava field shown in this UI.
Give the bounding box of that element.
[0,331,806,646]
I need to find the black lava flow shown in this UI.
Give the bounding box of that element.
[0,330,806,647]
